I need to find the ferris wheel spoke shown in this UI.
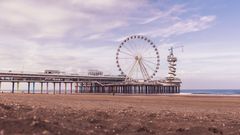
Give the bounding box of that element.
[125,39,136,52]
[142,47,153,56]
[140,44,148,54]
[131,40,140,53]
[142,40,152,53]
[142,60,156,72]
[140,42,149,54]
[142,58,157,65]
[118,57,134,59]
[139,61,150,80]
[119,51,135,57]
[122,45,135,55]
[125,42,136,55]
[142,57,157,59]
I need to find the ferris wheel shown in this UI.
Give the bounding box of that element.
[116,35,160,82]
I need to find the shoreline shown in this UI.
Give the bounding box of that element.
[1,92,240,97]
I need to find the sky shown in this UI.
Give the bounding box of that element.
[0,0,239,89]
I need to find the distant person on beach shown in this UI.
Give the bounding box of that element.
[113,90,115,96]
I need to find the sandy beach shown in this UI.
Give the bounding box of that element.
[0,93,240,135]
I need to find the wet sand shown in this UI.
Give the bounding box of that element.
[0,93,240,135]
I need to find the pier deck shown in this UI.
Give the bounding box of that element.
[0,71,181,94]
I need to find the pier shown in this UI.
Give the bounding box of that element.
[0,71,181,94]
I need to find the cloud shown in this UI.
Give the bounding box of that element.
[144,15,216,38]
[0,0,218,78]
[0,0,216,42]
[139,5,186,24]
[0,0,143,42]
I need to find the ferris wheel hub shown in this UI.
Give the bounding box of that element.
[135,55,142,61]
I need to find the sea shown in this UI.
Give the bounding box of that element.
[181,89,240,95]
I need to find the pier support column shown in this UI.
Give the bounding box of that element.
[28,82,30,94]
[177,86,180,93]
[75,83,79,93]
[17,82,20,92]
[59,83,61,94]
[12,82,15,93]
[101,86,104,93]
[92,83,95,93]
[80,82,84,92]
[81,83,84,93]
[90,83,92,93]
[33,82,35,94]
[64,83,67,94]
[46,82,49,94]
[70,83,73,94]
[40,82,43,94]
[116,86,118,94]
[53,82,56,94]
[146,86,148,94]
[119,86,121,93]
[153,86,155,94]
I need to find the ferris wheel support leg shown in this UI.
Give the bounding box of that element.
[127,60,137,80]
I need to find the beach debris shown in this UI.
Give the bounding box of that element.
[208,127,223,134]
[0,130,4,135]
[42,130,50,135]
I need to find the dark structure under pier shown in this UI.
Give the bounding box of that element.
[105,81,181,94]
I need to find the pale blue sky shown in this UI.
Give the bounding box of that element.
[0,0,239,89]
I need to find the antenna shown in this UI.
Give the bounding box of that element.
[168,45,184,53]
